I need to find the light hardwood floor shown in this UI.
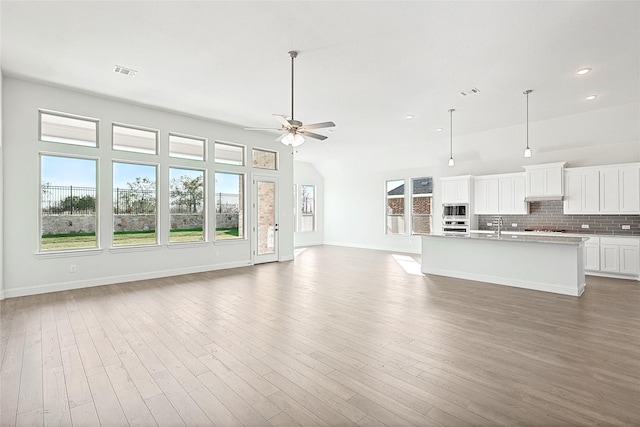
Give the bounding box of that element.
[1,245,639,426]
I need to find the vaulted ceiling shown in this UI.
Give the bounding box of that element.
[2,1,638,167]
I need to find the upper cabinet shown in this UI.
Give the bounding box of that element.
[474,173,527,215]
[564,163,639,214]
[523,162,567,201]
[441,176,472,204]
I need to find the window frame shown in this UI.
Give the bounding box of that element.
[112,160,160,247]
[38,152,100,253]
[38,109,99,148]
[112,122,159,155]
[410,177,433,236]
[252,148,278,170]
[168,166,207,244]
[168,132,207,161]
[385,179,406,235]
[213,170,246,242]
[214,141,245,166]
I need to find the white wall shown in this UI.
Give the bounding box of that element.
[320,103,640,254]
[293,161,324,247]
[0,73,4,299]
[2,77,294,298]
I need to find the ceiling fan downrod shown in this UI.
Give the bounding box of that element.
[289,50,297,122]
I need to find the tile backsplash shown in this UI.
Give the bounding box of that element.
[477,201,640,236]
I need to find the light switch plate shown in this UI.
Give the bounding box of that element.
[511,223,518,227]
[581,224,589,229]
[622,225,631,230]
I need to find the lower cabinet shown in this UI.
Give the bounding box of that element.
[595,237,640,276]
[584,237,600,271]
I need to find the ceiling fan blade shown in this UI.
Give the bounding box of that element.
[298,130,328,141]
[300,121,335,130]
[272,114,292,127]
[244,127,284,131]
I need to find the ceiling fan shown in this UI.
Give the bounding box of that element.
[245,51,336,147]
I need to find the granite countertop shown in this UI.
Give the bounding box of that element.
[472,230,640,239]
[426,232,588,245]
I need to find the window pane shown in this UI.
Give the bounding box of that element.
[411,177,433,235]
[169,168,205,243]
[386,179,405,235]
[169,134,205,160]
[113,163,157,246]
[215,142,244,165]
[252,148,277,170]
[40,111,98,147]
[215,172,244,240]
[41,155,97,251]
[300,185,315,232]
[113,124,157,154]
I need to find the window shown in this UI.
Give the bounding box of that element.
[40,155,98,251]
[169,168,205,243]
[39,110,98,147]
[113,162,157,246]
[386,179,405,235]
[214,172,244,240]
[215,142,244,165]
[411,177,433,235]
[169,133,205,161]
[299,185,315,232]
[112,124,158,154]
[252,148,277,170]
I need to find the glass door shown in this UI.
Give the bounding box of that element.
[253,176,279,263]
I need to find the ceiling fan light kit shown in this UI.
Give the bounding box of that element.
[245,50,336,147]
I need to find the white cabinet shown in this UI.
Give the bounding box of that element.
[584,237,600,271]
[474,177,499,214]
[441,176,472,204]
[600,165,640,213]
[599,237,640,276]
[564,168,600,214]
[499,174,528,214]
[523,162,566,200]
[564,163,639,215]
[473,173,527,214]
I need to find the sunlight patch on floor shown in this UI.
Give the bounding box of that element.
[294,247,308,257]
[392,254,424,276]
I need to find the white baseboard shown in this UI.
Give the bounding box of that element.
[2,260,252,299]
[586,271,640,281]
[422,266,585,297]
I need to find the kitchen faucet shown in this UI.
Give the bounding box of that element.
[493,216,503,236]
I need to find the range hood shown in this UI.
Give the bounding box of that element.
[524,195,564,202]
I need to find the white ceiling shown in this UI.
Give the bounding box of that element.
[1,1,639,166]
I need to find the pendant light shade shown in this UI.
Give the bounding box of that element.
[523,90,533,158]
[448,108,455,167]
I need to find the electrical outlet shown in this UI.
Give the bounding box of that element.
[70,265,77,273]
[621,225,631,230]
[581,224,589,229]
[487,222,493,226]
[511,223,518,227]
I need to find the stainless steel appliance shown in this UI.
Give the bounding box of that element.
[442,203,470,234]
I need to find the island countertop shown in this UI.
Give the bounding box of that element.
[430,232,588,245]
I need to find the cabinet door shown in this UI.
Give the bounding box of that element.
[584,243,600,271]
[619,245,640,275]
[600,244,620,273]
[441,180,457,203]
[600,168,620,213]
[582,170,600,212]
[564,171,582,213]
[511,175,527,214]
[499,177,514,213]
[455,179,470,203]
[527,169,547,196]
[474,178,498,214]
[619,166,640,212]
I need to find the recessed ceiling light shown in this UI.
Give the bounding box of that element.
[585,94,598,100]
[114,65,137,77]
[405,115,414,120]
[577,68,592,75]
[436,128,443,132]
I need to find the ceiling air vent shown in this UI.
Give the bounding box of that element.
[114,65,137,77]
[460,87,480,96]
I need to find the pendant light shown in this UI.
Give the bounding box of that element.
[448,108,455,166]
[523,90,533,158]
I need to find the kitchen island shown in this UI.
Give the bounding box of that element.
[421,233,588,296]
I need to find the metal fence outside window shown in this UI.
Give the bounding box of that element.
[113,188,156,214]
[41,185,96,215]
[215,192,239,213]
